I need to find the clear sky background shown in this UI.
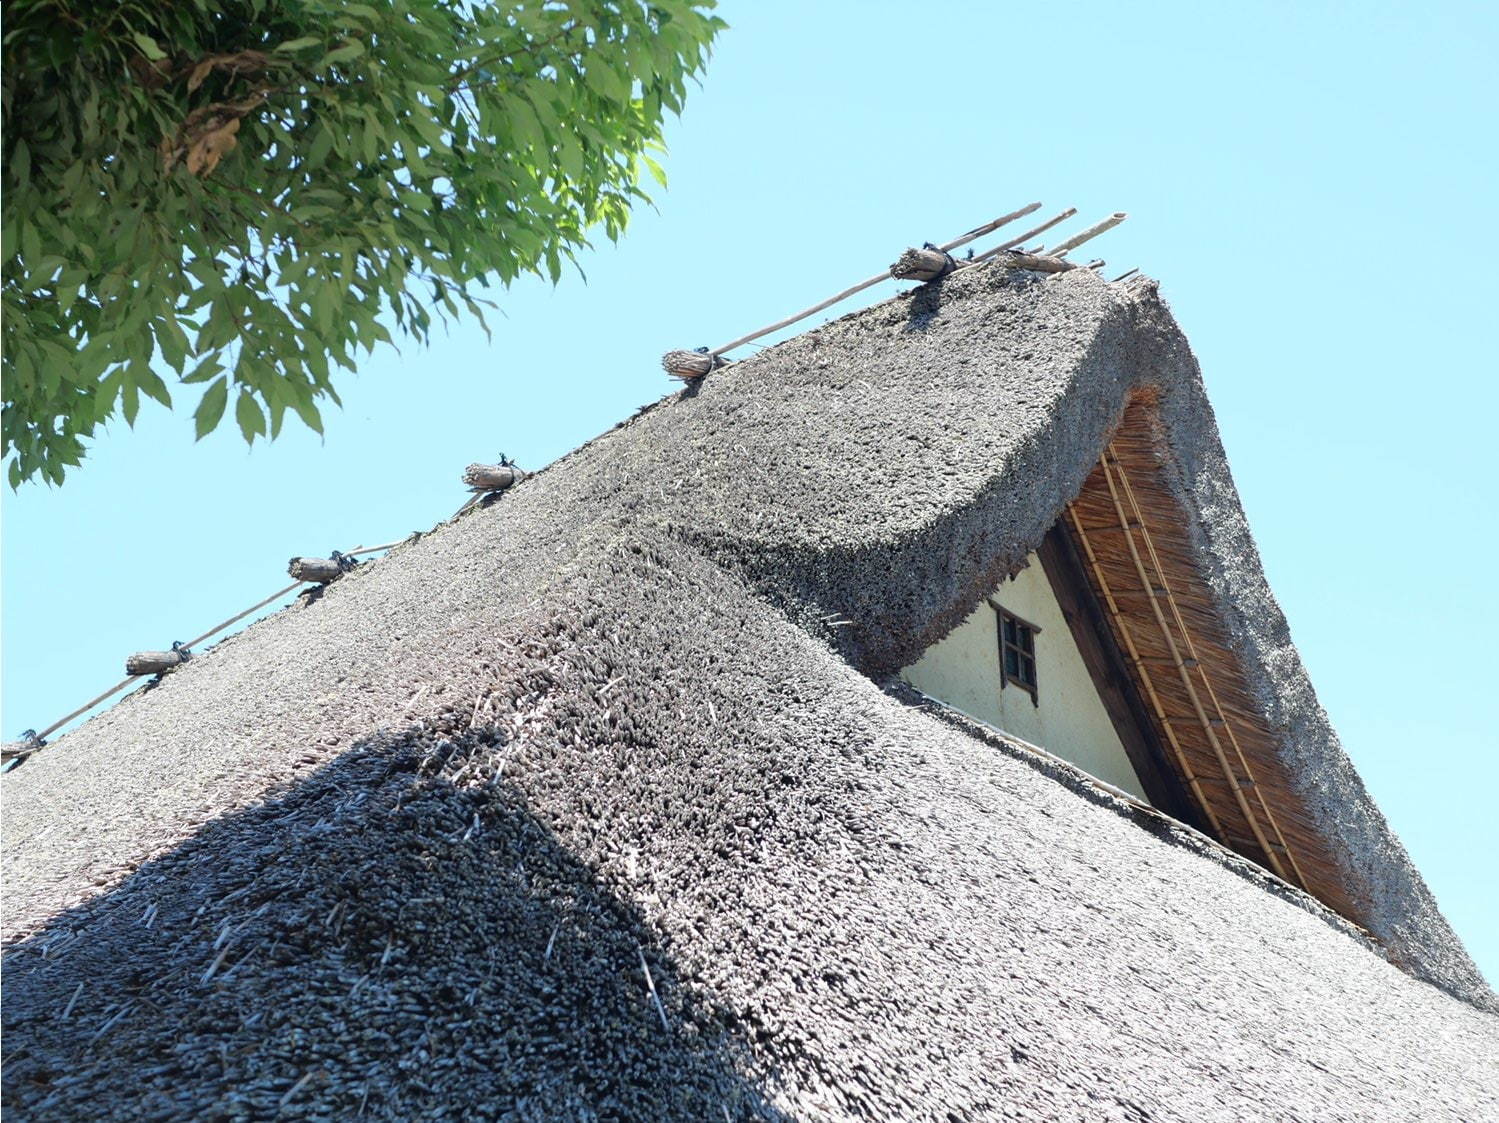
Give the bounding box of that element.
[4,2,1495,983]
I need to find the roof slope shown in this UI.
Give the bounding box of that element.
[4,265,1495,1120]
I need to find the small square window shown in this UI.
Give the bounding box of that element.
[991,602,1040,704]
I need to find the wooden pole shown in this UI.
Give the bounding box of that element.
[1046,212,1127,258]
[462,463,526,491]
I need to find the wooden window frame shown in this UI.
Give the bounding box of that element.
[989,600,1041,704]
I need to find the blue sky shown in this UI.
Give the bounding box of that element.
[4,1,1495,982]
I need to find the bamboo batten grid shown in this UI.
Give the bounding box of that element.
[661,201,1131,380]
[1063,396,1363,927]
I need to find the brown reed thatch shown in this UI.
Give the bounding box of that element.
[3,264,1495,1120]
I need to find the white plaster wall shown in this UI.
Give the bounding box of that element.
[900,553,1149,801]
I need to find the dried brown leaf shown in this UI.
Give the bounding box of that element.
[186,117,241,178]
[187,59,216,94]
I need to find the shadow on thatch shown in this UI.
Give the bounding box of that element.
[1,729,789,1121]
[900,279,949,333]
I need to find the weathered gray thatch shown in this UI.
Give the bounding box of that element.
[4,266,1495,1120]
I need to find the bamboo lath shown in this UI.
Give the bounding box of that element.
[1063,398,1365,926]
[1099,450,1301,887]
[1064,505,1225,837]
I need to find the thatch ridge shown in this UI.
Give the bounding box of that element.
[4,264,1495,1119]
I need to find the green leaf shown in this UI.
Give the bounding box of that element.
[194,377,228,439]
[93,370,125,423]
[132,33,167,61]
[290,393,324,435]
[507,98,545,155]
[154,317,189,374]
[20,219,41,266]
[321,40,366,68]
[122,383,140,427]
[305,126,335,170]
[181,356,224,385]
[235,391,266,442]
[11,139,29,192]
[584,60,629,104]
[0,0,726,485]
[135,367,172,408]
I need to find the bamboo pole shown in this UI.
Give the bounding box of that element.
[934,201,1042,255]
[707,271,887,356]
[181,578,306,650]
[967,208,1078,265]
[701,202,1043,359]
[10,540,413,753]
[1106,450,1308,888]
[1096,452,1292,882]
[1066,504,1226,838]
[23,678,149,746]
[888,202,1050,282]
[1046,212,1127,258]
[986,249,1075,274]
[661,202,1130,377]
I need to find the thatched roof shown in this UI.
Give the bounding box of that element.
[4,265,1495,1120]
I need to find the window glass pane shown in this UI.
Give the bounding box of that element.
[1004,649,1019,677]
[1021,657,1036,687]
[1019,627,1034,654]
[1002,617,1016,644]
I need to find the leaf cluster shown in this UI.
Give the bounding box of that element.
[2,0,724,485]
